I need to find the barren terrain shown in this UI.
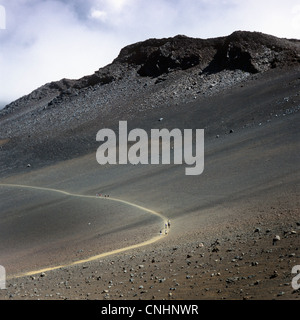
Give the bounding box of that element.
[0,31,299,300]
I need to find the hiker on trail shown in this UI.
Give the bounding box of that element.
[160,230,162,236]
[165,222,168,230]
[168,219,171,228]
[165,229,168,235]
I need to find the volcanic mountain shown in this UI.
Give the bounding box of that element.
[0,31,299,300]
[0,30,299,175]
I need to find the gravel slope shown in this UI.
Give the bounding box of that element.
[0,31,299,300]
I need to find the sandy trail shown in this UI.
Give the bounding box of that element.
[0,183,168,280]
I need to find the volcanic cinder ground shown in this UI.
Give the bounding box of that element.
[0,31,299,300]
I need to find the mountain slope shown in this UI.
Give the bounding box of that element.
[0,31,299,176]
[0,31,299,300]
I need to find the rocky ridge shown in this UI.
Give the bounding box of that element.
[0,31,299,174]
[2,31,299,115]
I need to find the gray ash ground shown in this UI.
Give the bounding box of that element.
[1,205,299,300]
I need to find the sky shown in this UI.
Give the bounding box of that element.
[0,0,299,108]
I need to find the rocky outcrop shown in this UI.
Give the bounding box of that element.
[115,31,300,76]
[114,35,218,77]
[203,31,300,73]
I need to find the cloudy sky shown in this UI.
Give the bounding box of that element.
[0,0,299,108]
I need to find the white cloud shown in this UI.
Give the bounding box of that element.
[90,9,107,22]
[0,0,128,106]
[292,4,300,31]
[0,4,5,30]
[0,0,299,107]
[108,0,134,12]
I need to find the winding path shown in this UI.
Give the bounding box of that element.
[0,183,168,280]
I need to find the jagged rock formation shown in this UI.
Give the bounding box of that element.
[115,31,300,76]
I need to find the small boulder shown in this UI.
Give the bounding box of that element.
[273,235,281,245]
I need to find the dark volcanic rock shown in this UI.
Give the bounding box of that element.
[203,31,300,74]
[115,31,300,76]
[114,35,219,77]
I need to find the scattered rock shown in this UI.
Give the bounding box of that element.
[289,253,295,257]
[273,235,281,245]
[270,271,278,279]
[212,246,220,253]
[226,277,239,284]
